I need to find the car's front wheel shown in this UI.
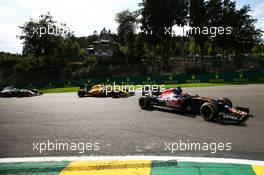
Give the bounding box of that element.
[78,91,85,98]
[200,101,218,121]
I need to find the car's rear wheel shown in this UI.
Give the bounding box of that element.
[218,97,232,107]
[139,96,152,109]
[200,101,218,121]
[16,91,24,98]
[78,91,85,98]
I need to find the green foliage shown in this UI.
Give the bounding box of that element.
[16,12,82,84]
[14,57,32,74]
[189,0,209,60]
[75,35,97,48]
[96,56,125,65]
[115,9,138,63]
[115,10,138,45]
[19,12,73,58]
[84,56,97,67]
[79,48,87,57]
[252,45,263,57]
[233,52,245,69]
[63,39,81,60]
[189,37,200,55]
[189,38,195,54]
[0,55,19,69]
[119,45,128,55]
[140,0,188,37]
[134,35,145,59]
[208,43,215,56]
[184,41,190,55]
[213,1,262,59]
[212,59,223,67]
[1,2,263,85]
[140,0,189,65]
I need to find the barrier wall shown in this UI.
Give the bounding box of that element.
[2,71,264,89]
[79,71,264,86]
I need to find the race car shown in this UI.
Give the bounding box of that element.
[77,84,135,98]
[139,87,251,124]
[0,86,43,98]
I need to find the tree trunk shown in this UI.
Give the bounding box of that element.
[200,43,204,64]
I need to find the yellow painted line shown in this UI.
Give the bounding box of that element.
[59,160,151,175]
[253,165,264,175]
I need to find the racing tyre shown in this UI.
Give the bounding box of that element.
[16,92,24,98]
[112,92,121,98]
[78,91,85,98]
[139,96,152,109]
[200,101,218,121]
[218,97,232,107]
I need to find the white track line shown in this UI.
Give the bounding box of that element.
[0,156,264,166]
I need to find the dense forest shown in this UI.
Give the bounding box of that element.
[0,0,263,85]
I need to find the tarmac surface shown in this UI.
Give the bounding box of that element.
[0,84,264,160]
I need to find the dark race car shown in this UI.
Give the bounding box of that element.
[0,86,43,98]
[139,87,251,124]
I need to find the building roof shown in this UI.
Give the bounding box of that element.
[93,33,117,44]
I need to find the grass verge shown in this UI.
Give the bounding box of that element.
[39,82,264,93]
[40,86,79,93]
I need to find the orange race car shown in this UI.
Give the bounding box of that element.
[77,84,135,98]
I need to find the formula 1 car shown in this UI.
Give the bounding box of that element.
[139,87,251,124]
[0,86,43,98]
[77,84,135,98]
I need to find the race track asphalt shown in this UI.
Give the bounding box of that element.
[0,84,264,160]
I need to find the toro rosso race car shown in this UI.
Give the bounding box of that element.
[78,84,135,98]
[139,87,251,124]
[0,86,43,98]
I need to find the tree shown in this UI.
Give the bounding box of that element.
[215,1,262,63]
[252,44,263,57]
[115,10,138,64]
[100,27,108,35]
[115,10,138,44]
[208,42,215,56]
[134,34,146,63]
[189,0,208,61]
[140,0,188,69]
[19,12,75,82]
[207,0,223,26]
[140,0,188,38]
[189,37,199,56]
[234,5,263,53]
[63,39,80,61]
[19,12,73,58]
